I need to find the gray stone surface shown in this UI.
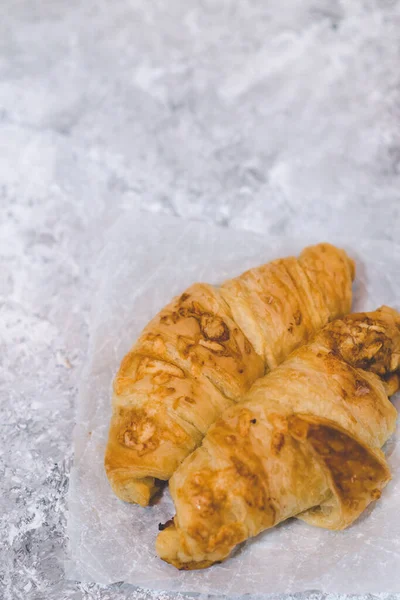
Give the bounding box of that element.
[1,1,400,599]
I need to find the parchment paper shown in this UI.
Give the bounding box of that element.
[67,212,400,595]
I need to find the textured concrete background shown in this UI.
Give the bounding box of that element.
[1,1,400,599]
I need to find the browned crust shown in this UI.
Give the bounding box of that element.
[105,243,356,506]
[156,306,400,568]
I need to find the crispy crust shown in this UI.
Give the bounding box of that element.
[105,243,355,505]
[157,307,399,568]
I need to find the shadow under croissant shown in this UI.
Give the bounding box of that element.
[148,479,167,506]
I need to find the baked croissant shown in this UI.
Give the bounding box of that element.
[156,307,400,569]
[105,243,355,506]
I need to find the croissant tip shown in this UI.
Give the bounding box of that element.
[105,467,158,506]
[156,520,180,564]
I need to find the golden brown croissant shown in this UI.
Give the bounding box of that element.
[105,243,355,506]
[156,307,400,569]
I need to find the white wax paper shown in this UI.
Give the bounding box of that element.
[67,212,400,595]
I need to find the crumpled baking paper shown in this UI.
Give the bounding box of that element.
[67,211,400,595]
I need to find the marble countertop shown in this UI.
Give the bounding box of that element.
[1,1,400,599]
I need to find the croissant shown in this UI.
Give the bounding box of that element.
[156,307,400,569]
[105,243,355,506]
